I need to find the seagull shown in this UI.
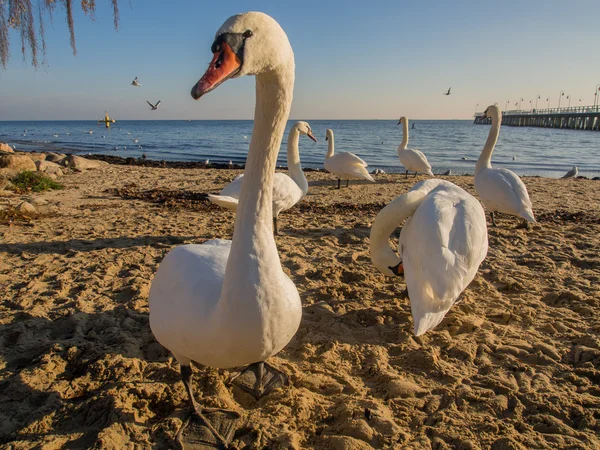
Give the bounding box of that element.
[441,169,452,176]
[513,155,517,160]
[372,168,385,174]
[561,166,578,179]
[443,87,451,96]
[133,139,139,143]
[147,100,161,110]
[132,76,141,87]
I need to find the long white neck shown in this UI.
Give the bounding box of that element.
[370,189,427,277]
[221,64,294,292]
[476,114,501,173]
[398,120,409,151]
[326,132,335,159]
[286,127,308,194]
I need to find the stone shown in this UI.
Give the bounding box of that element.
[0,143,14,153]
[45,153,67,164]
[30,197,49,206]
[35,160,64,176]
[65,155,104,171]
[0,154,36,171]
[16,201,36,214]
[28,152,46,162]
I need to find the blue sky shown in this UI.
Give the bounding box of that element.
[1,0,599,120]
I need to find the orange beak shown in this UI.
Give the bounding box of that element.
[307,132,317,143]
[389,262,404,276]
[191,42,242,100]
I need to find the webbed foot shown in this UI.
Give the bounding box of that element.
[176,407,241,450]
[230,361,288,399]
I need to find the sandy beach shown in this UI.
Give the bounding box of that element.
[1,162,599,449]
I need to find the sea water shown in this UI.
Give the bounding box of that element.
[1,120,599,178]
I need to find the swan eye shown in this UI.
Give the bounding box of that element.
[243,30,253,38]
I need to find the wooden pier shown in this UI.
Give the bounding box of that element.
[474,105,600,130]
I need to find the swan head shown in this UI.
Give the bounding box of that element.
[294,121,317,142]
[482,105,501,121]
[192,12,294,99]
[397,117,407,126]
[325,128,333,142]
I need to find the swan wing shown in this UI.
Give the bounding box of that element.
[399,148,433,175]
[208,194,239,210]
[149,241,232,365]
[400,182,488,335]
[272,173,305,215]
[475,168,535,221]
[325,153,375,181]
[219,174,244,198]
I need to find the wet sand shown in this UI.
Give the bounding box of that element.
[1,164,599,449]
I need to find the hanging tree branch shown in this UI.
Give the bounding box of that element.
[0,0,120,69]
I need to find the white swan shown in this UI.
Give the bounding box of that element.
[370,179,488,336]
[474,105,536,227]
[208,121,316,234]
[324,128,374,188]
[149,12,301,447]
[397,117,433,178]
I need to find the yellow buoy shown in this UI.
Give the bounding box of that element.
[98,111,116,128]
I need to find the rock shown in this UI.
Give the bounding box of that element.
[28,152,46,162]
[16,201,36,214]
[46,173,58,180]
[45,153,66,164]
[65,155,105,171]
[0,143,14,153]
[0,154,36,171]
[29,197,49,206]
[35,160,64,176]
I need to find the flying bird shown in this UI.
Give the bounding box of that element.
[131,77,141,87]
[146,100,161,111]
[443,87,451,96]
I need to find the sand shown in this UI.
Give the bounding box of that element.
[1,164,599,449]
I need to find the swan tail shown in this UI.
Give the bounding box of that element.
[413,310,450,336]
[346,163,375,182]
[208,194,239,211]
[521,208,536,223]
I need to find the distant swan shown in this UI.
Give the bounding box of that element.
[370,179,488,335]
[324,128,374,188]
[209,121,316,234]
[474,105,535,227]
[397,117,433,178]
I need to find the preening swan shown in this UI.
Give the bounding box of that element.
[370,179,488,336]
[149,12,301,447]
[474,105,536,227]
[208,121,317,234]
[324,128,375,188]
[397,117,433,178]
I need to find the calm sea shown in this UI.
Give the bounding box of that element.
[1,120,599,178]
